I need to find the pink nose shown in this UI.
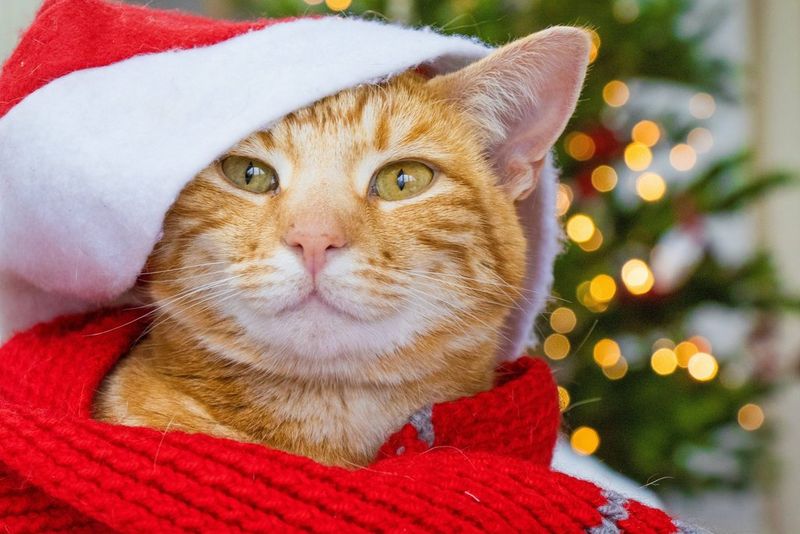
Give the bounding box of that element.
[284,222,347,277]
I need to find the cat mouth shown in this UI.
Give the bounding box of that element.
[284,290,357,319]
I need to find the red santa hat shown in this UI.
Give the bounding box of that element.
[0,0,563,359]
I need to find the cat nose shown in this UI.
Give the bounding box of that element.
[283,222,347,278]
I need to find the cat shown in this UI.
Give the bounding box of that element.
[94,27,590,467]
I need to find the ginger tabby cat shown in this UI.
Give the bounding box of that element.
[94,27,590,467]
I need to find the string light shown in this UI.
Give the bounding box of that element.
[550,307,577,334]
[589,274,617,303]
[688,127,714,153]
[652,338,675,351]
[566,214,596,243]
[593,339,621,367]
[325,0,352,10]
[689,92,716,119]
[651,348,678,376]
[578,229,604,252]
[571,426,600,455]
[556,184,573,217]
[602,356,628,380]
[621,259,655,295]
[674,341,698,368]
[544,333,571,360]
[624,142,652,171]
[689,335,712,353]
[636,172,666,202]
[687,352,718,382]
[738,404,765,431]
[588,29,601,64]
[577,281,609,312]
[557,386,571,412]
[631,120,660,147]
[670,144,697,171]
[565,132,596,161]
[603,80,630,107]
[591,165,618,192]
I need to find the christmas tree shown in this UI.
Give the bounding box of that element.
[227,0,796,494]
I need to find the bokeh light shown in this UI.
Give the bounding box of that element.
[631,120,660,147]
[670,144,697,171]
[593,339,621,367]
[571,426,601,455]
[589,274,617,303]
[591,165,618,192]
[565,132,596,161]
[688,352,719,382]
[550,307,577,334]
[556,183,573,216]
[577,281,609,312]
[579,229,604,252]
[603,80,630,107]
[675,341,699,368]
[624,142,653,171]
[651,348,678,376]
[689,92,716,119]
[588,29,601,63]
[636,172,666,202]
[738,403,765,431]
[688,127,714,153]
[325,0,352,10]
[602,357,629,380]
[621,259,655,295]
[544,333,571,360]
[566,214,596,243]
[558,386,571,412]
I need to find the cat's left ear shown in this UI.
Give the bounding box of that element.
[429,27,591,199]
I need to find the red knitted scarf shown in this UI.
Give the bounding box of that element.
[0,310,689,532]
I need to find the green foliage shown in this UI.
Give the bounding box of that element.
[230,0,795,494]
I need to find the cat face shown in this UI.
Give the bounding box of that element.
[142,28,590,382]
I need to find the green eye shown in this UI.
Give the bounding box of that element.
[221,156,279,194]
[373,160,434,201]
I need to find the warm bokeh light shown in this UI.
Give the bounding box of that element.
[631,120,660,147]
[688,127,714,153]
[636,172,666,202]
[557,386,571,412]
[738,403,765,431]
[303,0,324,4]
[651,348,678,376]
[591,165,618,192]
[593,338,621,367]
[603,80,630,107]
[689,335,712,354]
[325,0,352,10]
[566,214,596,243]
[578,228,604,252]
[589,274,617,303]
[565,132,596,161]
[652,338,675,351]
[675,341,699,368]
[602,356,629,380]
[588,29,601,63]
[577,281,609,313]
[689,92,716,119]
[550,307,577,334]
[544,333,571,360]
[571,426,600,455]
[688,352,719,381]
[621,259,655,295]
[613,0,640,22]
[556,183,573,217]
[670,143,697,171]
[624,142,652,171]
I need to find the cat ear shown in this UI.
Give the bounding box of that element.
[429,27,590,199]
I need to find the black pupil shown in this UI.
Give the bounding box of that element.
[245,162,266,185]
[396,169,408,191]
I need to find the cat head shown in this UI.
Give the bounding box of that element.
[143,27,590,382]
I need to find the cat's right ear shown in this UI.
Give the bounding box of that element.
[429,27,591,200]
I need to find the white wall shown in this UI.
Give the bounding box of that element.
[0,1,40,60]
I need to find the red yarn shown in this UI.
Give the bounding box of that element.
[0,0,278,118]
[0,310,690,532]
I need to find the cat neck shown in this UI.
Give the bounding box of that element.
[97,314,497,466]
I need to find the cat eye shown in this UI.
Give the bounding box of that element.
[372,160,434,201]
[220,156,279,194]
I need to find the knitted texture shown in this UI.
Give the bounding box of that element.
[0,311,690,532]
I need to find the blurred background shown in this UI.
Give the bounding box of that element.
[2,0,799,532]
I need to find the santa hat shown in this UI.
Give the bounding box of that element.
[0,0,569,358]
